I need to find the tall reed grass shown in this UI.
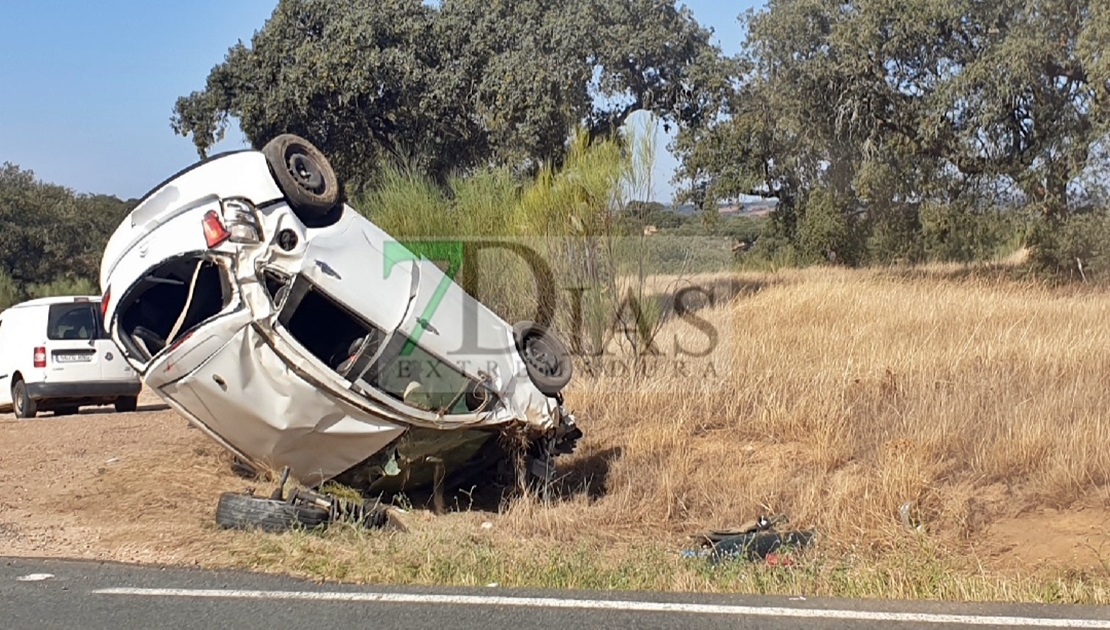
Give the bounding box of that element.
[352,126,726,363]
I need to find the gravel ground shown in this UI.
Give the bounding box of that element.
[0,389,252,564]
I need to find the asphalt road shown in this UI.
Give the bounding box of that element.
[4,557,1110,630]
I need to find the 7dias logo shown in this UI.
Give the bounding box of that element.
[382,237,732,391]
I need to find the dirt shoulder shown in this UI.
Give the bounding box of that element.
[0,391,248,564]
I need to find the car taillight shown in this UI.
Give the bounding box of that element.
[100,287,111,319]
[222,198,263,244]
[202,210,230,248]
[33,347,46,368]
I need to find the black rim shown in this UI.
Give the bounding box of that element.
[286,149,326,194]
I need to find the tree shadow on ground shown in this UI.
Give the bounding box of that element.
[879,261,1032,285]
[642,276,778,321]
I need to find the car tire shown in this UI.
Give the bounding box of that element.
[12,379,37,419]
[115,396,138,413]
[214,492,330,533]
[54,406,79,417]
[513,321,573,397]
[261,134,341,225]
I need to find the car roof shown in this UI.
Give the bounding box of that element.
[129,149,254,211]
[3,295,101,312]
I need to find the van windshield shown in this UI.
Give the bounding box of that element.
[47,303,106,341]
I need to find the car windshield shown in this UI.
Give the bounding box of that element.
[47,303,105,340]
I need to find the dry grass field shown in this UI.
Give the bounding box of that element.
[5,262,1110,603]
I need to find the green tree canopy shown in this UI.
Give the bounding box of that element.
[172,0,725,186]
[0,163,132,292]
[674,0,1110,264]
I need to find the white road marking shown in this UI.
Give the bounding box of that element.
[16,573,55,582]
[92,587,1110,627]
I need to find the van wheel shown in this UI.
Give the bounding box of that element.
[12,379,37,419]
[262,134,341,225]
[115,396,138,413]
[513,321,573,397]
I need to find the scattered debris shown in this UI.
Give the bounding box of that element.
[480,521,493,530]
[686,514,815,565]
[215,466,399,534]
[764,552,795,567]
[900,502,925,533]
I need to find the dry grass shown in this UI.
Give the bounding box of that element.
[9,262,1110,602]
[202,263,1110,601]
[571,264,1110,538]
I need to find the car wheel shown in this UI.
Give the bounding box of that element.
[513,321,573,397]
[12,379,37,419]
[54,406,79,417]
[215,492,330,533]
[261,134,341,225]
[114,396,138,413]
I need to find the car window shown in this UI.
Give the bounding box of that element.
[277,277,386,374]
[47,303,105,341]
[370,339,486,415]
[276,275,491,416]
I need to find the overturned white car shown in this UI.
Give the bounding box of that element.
[99,135,581,496]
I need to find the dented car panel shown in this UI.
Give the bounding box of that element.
[159,324,407,486]
[99,141,581,490]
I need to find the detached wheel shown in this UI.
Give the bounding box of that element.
[12,379,37,419]
[513,321,573,397]
[115,396,138,413]
[215,492,330,533]
[261,134,341,224]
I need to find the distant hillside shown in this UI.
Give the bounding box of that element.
[672,198,779,216]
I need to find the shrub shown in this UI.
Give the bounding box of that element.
[1026,209,1110,281]
[28,276,99,300]
[921,202,1026,263]
[0,269,21,310]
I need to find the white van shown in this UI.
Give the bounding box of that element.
[0,296,141,418]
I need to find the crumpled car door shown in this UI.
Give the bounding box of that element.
[160,323,407,486]
[297,215,418,336]
[391,256,519,397]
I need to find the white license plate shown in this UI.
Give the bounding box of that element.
[54,353,92,363]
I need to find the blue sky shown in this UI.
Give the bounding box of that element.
[0,0,760,203]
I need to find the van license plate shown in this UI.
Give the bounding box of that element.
[55,353,92,363]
